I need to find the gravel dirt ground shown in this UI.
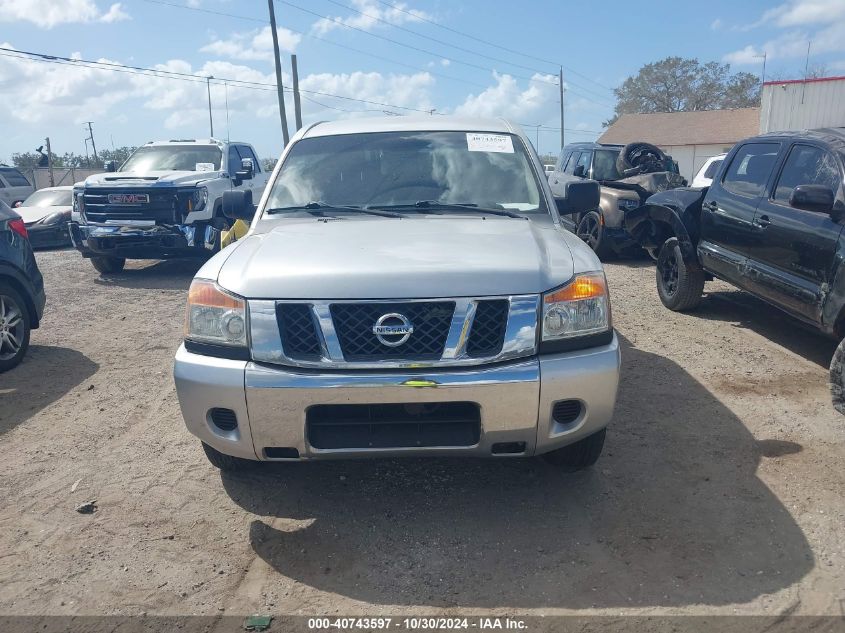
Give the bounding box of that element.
[1,249,843,617]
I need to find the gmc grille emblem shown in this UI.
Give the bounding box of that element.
[108,193,149,204]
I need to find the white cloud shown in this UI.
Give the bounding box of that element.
[201,26,301,61]
[99,3,129,23]
[312,0,428,35]
[0,42,440,139]
[759,0,845,27]
[300,71,435,115]
[710,18,723,30]
[0,0,130,28]
[724,0,845,64]
[723,45,765,65]
[453,73,557,120]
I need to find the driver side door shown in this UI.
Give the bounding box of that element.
[746,142,845,324]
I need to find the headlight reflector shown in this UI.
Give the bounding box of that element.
[542,272,610,340]
[185,279,247,347]
[189,187,209,212]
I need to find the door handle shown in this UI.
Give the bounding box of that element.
[553,179,559,184]
[755,214,771,228]
[703,200,719,212]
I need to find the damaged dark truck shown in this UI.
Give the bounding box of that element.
[69,139,269,274]
[624,128,845,411]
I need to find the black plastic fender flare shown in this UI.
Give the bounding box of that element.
[625,202,700,270]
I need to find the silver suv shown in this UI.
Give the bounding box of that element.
[174,116,621,473]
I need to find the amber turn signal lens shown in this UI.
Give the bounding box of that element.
[187,279,243,310]
[544,273,607,303]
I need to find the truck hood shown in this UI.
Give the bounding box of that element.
[82,170,219,187]
[214,217,577,299]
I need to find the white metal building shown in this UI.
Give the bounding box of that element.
[598,108,760,182]
[760,75,845,133]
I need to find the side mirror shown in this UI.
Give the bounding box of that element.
[555,180,600,216]
[222,189,256,221]
[573,165,586,178]
[789,184,835,213]
[104,160,117,173]
[235,157,254,181]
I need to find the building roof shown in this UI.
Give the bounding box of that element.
[763,75,845,87]
[598,108,761,146]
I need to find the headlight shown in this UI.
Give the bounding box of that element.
[73,192,85,214]
[184,279,248,347]
[189,187,209,212]
[617,198,640,212]
[542,272,610,341]
[36,212,67,225]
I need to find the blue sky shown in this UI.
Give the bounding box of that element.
[1,0,844,162]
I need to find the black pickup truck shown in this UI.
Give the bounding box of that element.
[624,128,845,411]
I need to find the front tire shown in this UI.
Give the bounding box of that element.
[576,211,614,260]
[655,238,704,311]
[541,428,606,472]
[91,256,126,274]
[202,442,254,472]
[0,281,32,373]
[830,338,845,415]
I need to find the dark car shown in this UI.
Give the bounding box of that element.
[548,141,683,258]
[14,186,73,249]
[623,128,845,410]
[0,200,46,372]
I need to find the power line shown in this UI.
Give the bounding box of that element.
[0,47,437,114]
[374,0,617,94]
[140,0,491,90]
[140,0,614,109]
[276,0,612,107]
[276,1,555,87]
[322,0,557,78]
[326,0,613,103]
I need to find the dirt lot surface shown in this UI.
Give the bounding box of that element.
[1,249,844,617]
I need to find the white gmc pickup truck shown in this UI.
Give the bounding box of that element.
[69,139,269,274]
[174,116,621,473]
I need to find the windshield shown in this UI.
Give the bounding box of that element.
[265,131,547,214]
[120,145,222,173]
[592,149,622,181]
[21,189,73,207]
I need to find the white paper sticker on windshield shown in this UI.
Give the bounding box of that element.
[466,133,513,153]
[195,162,215,172]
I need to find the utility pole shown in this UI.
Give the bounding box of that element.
[291,54,303,131]
[224,81,230,141]
[559,67,565,150]
[206,76,214,137]
[267,0,290,146]
[45,136,54,186]
[85,121,98,164]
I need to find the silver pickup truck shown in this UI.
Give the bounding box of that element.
[174,116,621,473]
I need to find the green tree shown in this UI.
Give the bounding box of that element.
[607,57,761,126]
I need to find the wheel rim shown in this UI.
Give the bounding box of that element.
[0,294,25,361]
[658,252,679,296]
[577,216,600,249]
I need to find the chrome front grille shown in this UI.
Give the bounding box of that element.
[82,188,182,224]
[249,296,540,369]
[330,301,454,361]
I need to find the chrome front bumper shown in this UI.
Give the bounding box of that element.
[173,333,620,461]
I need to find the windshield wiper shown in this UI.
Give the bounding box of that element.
[369,201,525,218]
[265,201,402,218]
